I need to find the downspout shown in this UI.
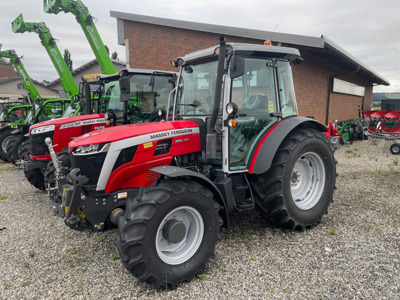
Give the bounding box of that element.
[325,65,360,125]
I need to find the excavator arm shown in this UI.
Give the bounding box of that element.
[0,49,41,100]
[44,0,117,75]
[11,14,79,99]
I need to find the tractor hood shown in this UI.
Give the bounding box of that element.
[30,113,105,130]
[69,120,200,150]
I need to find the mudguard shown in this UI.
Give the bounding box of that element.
[151,165,229,227]
[248,116,327,174]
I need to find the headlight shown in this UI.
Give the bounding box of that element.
[73,143,110,156]
[226,102,238,116]
[31,124,55,135]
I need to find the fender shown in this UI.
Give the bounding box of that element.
[248,116,327,174]
[151,165,229,228]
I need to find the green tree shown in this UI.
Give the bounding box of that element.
[63,49,73,71]
[111,51,118,60]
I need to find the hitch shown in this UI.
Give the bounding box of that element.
[63,168,89,231]
[45,137,60,174]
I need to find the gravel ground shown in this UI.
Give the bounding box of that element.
[0,138,399,299]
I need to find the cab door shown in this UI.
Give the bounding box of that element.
[226,58,280,171]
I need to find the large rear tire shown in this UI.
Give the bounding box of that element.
[117,178,222,289]
[250,128,336,230]
[5,135,26,165]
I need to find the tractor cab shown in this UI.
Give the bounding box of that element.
[171,41,301,172]
[105,69,176,124]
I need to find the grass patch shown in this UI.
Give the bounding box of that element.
[197,274,206,280]
[329,228,337,235]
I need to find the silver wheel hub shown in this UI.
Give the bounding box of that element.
[156,206,204,265]
[291,152,326,210]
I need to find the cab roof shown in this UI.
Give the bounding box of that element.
[178,43,302,66]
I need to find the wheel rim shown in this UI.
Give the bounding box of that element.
[156,206,204,265]
[391,145,400,154]
[291,152,326,210]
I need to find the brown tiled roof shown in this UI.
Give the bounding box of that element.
[0,65,17,79]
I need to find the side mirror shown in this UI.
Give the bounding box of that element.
[230,56,245,78]
[119,76,130,102]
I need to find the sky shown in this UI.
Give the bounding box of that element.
[0,0,399,93]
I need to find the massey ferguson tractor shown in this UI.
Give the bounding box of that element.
[49,38,337,288]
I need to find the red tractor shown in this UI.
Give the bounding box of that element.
[27,69,176,195]
[52,38,337,288]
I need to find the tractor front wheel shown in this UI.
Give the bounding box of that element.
[19,139,45,191]
[5,135,26,165]
[0,132,12,162]
[390,143,400,155]
[250,128,337,230]
[117,178,222,289]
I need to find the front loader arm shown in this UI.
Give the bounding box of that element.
[44,0,117,75]
[11,14,79,99]
[0,49,41,100]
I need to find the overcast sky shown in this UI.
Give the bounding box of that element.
[0,0,398,93]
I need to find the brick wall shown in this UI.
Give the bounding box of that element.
[123,20,373,124]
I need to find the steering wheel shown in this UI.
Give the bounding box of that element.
[185,100,208,115]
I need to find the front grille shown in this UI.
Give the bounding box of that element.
[70,153,107,185]
[30,131,54,156]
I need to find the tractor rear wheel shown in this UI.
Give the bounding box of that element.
[117,178,222,289]
[250,128,336,230]
[390,143,400,155]
[5,135,26,165]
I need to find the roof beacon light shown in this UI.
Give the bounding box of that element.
[264,40,272,46]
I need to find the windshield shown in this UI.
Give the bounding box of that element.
[35,101,69,123]
[62,102,79,117]
[4,106,31,123]
[108,74,174,124]
[175,60,223,116]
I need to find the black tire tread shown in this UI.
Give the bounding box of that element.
[250,128,337,230]
[5,135,25,165]
[117,178,222,289]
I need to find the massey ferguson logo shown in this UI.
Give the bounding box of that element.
[150,128,194,140]
[60,118,107,129]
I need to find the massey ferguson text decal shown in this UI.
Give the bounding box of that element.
[150,128,194,140]
[60,118,107,129]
